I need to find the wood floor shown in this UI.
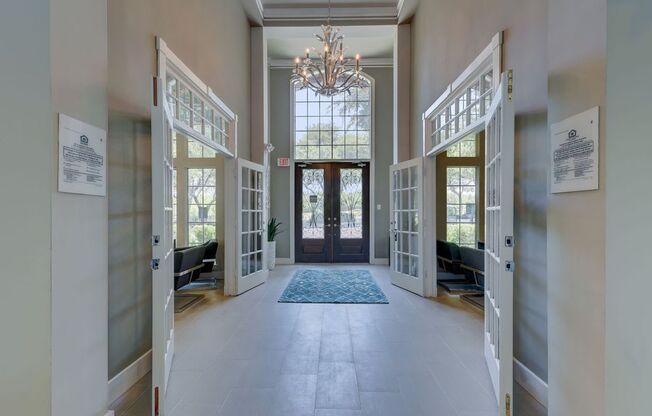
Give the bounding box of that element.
[111,264,547,416]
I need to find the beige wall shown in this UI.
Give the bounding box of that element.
[547,0,607,414]
[410,0,549,387]
[0,1,53,414]
[107,0,252,378]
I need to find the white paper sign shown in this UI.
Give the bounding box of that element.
[58,113,107,196]
[550,107,599,194]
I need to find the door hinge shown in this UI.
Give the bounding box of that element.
[507,70,513,101]
[154,386,160,416]
[505,260,515,272]
[153,77,158,106]
[504,236,514,247]
[150,258,160,271]
[152,235,161,246]
[505,393,511,416]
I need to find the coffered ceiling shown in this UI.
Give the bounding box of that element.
[266,25,395,61]
[242,0,418,25]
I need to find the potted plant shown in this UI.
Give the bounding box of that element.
[267,217,283,270]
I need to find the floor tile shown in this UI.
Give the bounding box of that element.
[316,362,361,410]
[113,266,547,416]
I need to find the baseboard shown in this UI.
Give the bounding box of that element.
[514,358,548,408]
[276,258,293,265]
[108,350,152,404]
[370,258,389,265]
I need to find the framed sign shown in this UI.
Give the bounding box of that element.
[277,157,290,167]
[550,107,599,194]
[58,113,107,196]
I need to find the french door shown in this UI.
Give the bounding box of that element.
[151,77,175,412]
[235,159,268,294]
[294,163,370,263]
[484,71,514,412]
[389,158,425,296]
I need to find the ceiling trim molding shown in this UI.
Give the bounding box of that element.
[396,0,405,16]
[255,0,265,21]
[269,57,393,69]
[261,2,399,23]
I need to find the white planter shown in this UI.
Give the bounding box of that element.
[267,241,277,270]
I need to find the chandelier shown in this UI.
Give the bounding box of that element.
[291,1,367,97]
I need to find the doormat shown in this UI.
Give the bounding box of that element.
[278,269,388,304]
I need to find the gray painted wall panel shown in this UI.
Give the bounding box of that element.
[410,0,549,383]
[107,0,251,378]
[605,0,652,413]
[547,0,606,414]
[50,0,109,413]
[0,1,53,414]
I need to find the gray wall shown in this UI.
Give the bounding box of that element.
[410,0,549,384]
[50,0,109,414]
[546,0,607,414]
[269,67,394,260]
[107,0,252,378]
[0,1,53,414]
[269,69,293,258]
[605,0,652,413]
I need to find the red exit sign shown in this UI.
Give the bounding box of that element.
[277,157,290,167]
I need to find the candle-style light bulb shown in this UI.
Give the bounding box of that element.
[305,48,310,59]
[355,54,360,72]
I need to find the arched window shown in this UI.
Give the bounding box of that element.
[293,77,372,161]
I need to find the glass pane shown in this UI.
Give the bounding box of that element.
[460,167,476,185]
[460,138,477,157]
[294,83,371,161]
[302,169,324,239]
[447,187,460,204]
[447,168,461,185]
[340,169,363,239]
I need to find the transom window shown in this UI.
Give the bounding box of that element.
[431,70,493,149]
[294,81,372,161]
[166,73,230,149]
[446,167,478,247]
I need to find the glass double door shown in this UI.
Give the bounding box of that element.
[295,163,369,263]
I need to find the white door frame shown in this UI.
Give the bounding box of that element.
[388,157,433,296]
[420,33,513,410]
[150,77,176,415]
[483,71,515,411]
[153,38,256,415]
[224,158,269,295]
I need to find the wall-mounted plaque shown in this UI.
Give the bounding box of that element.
[58,113,106,197]
[550,107,599,194]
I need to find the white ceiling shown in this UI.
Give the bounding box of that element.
[266,25,395,60]
[261,0,397,5]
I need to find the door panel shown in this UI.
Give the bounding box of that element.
[333,164,369,262]
[295,164,332,262]
[389,158,424,296]
[151,77,175,413]
[484,71,514,411]
[295,163,369,263]
[235,159,268,294]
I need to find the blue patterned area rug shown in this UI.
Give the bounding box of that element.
[278,269,389,304]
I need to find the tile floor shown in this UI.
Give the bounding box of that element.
[111,264,547,416]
